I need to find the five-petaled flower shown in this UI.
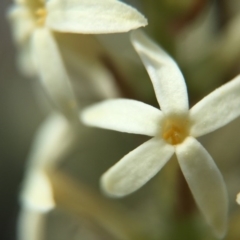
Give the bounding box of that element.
[8,0,147,118]
[82,30,240,238]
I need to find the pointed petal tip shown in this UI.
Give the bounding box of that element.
[208,205,228,239]
[128,13,148,31]
[80,108,90,126]
[213,224,227,240]
[80,105,102,129]
[47,0,148,34]
[20,171,55,213]
[176,137,228,239]
[210,214,228,239]
[208,204,228,238]
[100,173,126,198]
[134,16,148,29]
[23,200,55,213]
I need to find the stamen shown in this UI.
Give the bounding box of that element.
[35,8,47,26]
[162,117,189,145]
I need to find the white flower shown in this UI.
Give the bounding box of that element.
[18,208,45,240]
[81,30,240,238]
[8,0,147,118]
[18,113,78,240]
[20,113,76,212]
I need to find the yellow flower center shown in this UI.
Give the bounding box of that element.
[35,7,47,26]
[162,116,189,145]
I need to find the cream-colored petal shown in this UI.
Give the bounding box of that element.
[18,208,45,240]
[190,75,240,137]
[26,113,74,169]
[7,5,35,45]
[17,42,37,78]
[20,114,78,212]
[101,137,174,197]
[21,170,55,212]
[176,137,228,238]
[31,28,78,119]
[236,193,240,205]
[46,0,147,33]
[81,99,163,136]
[78,60,120,99]
[131,30,189,115]
[59,42,120,99]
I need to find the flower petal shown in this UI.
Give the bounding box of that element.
[46,0,147,34]
[176,137,228,238]
[20,114,78,213]
[21,170,55,212]
[81,99,163,136]
[17,42,37,78]
[236,193,240,205]
[26,114,74,169]
[101,137,174,197]
[18,208,45,240]
[190,75,240,137]
[31,28,78,119]
[7,5,35,45]
[131,30,189,115]
[57,37,120,99]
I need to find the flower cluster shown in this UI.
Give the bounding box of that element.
[8,1,240,240]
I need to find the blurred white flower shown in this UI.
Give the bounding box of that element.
[8,0,147,118]
[21,113,76,211]
[19,113,77,239]
[81,30,240,238]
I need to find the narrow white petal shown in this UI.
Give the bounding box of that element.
[101,137,174,197]
[81,99,162,136]
[176,137,228,238]
[59,41,120,99]
[131,30,189,115]
[21,170,55,212]
[17,42,37,78]
[190,75,240,137]
[236,193,240,205]
[18,208,45,240]
[7,5,35,45]
[31,28,78,119]
[20,114,78,213]
[26,114,73,169]
[46,0,147,34]
[80,60,121,99]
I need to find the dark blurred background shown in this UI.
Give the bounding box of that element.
[0,1,44,239]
